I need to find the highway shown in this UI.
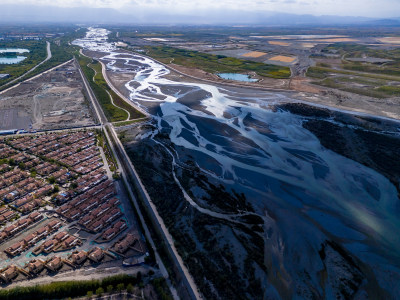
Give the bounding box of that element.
[106,123,201,300]
[75,56,107,125]
[94,56,200,299]
[75,55,199,299]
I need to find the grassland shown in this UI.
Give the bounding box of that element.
[90,61,145,120]
[114,119,146,127]
[307,43,400,98]
[144,46,291,79]
[77,55,144,122]
[77,54,127,122]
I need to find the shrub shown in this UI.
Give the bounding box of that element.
[116,283,124,292]
[95,287,104,296]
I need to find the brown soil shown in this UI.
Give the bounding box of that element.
[0,60,95,130]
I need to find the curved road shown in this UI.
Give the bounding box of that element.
[99,60,149,118]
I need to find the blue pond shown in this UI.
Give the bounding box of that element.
[0,56,27,64]
[0,48,29,64]
[217,73,258,82]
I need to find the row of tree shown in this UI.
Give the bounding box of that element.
[0,274,141,300]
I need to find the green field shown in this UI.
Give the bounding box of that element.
[89,61,145,120]
[114,119,146,127]
[144,46,291,79]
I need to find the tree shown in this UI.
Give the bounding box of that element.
[126,284,133,294]
[48,176,56,184]
[106,285,113,293]
[86,290,93,298]
[95,287,104,296]
[116,283,124,293]
[52,185,59,194]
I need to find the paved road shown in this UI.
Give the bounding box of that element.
[107,125,200,300]
[95,52,200,299]
[75,56,182,299]
[0,41,52,90]
[75,56,107,125]
[106,90,131,121]
[98,146,113,180]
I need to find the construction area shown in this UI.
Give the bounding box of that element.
[0,61,97,132]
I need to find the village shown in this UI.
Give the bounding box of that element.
[0,130,147,284]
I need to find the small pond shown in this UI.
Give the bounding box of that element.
[217,73,258,82]
[0,48,29,64]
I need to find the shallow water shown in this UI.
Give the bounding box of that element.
[0,48,29,53]
[0,56,27,64]
[0,48,29,64]
[74,28,400,294]
[217,73,258,82]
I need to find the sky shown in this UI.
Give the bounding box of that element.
[2,0,400,18]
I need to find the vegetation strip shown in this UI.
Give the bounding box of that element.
[0,273,172,300]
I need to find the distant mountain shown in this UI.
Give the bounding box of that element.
[366,18,400,26]
[0,4,393,26]
[0,4,133,24]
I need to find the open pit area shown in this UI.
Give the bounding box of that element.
[0,60,96,131]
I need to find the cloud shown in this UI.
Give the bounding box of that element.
[1,0,134,8]
[0,0,399,17]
